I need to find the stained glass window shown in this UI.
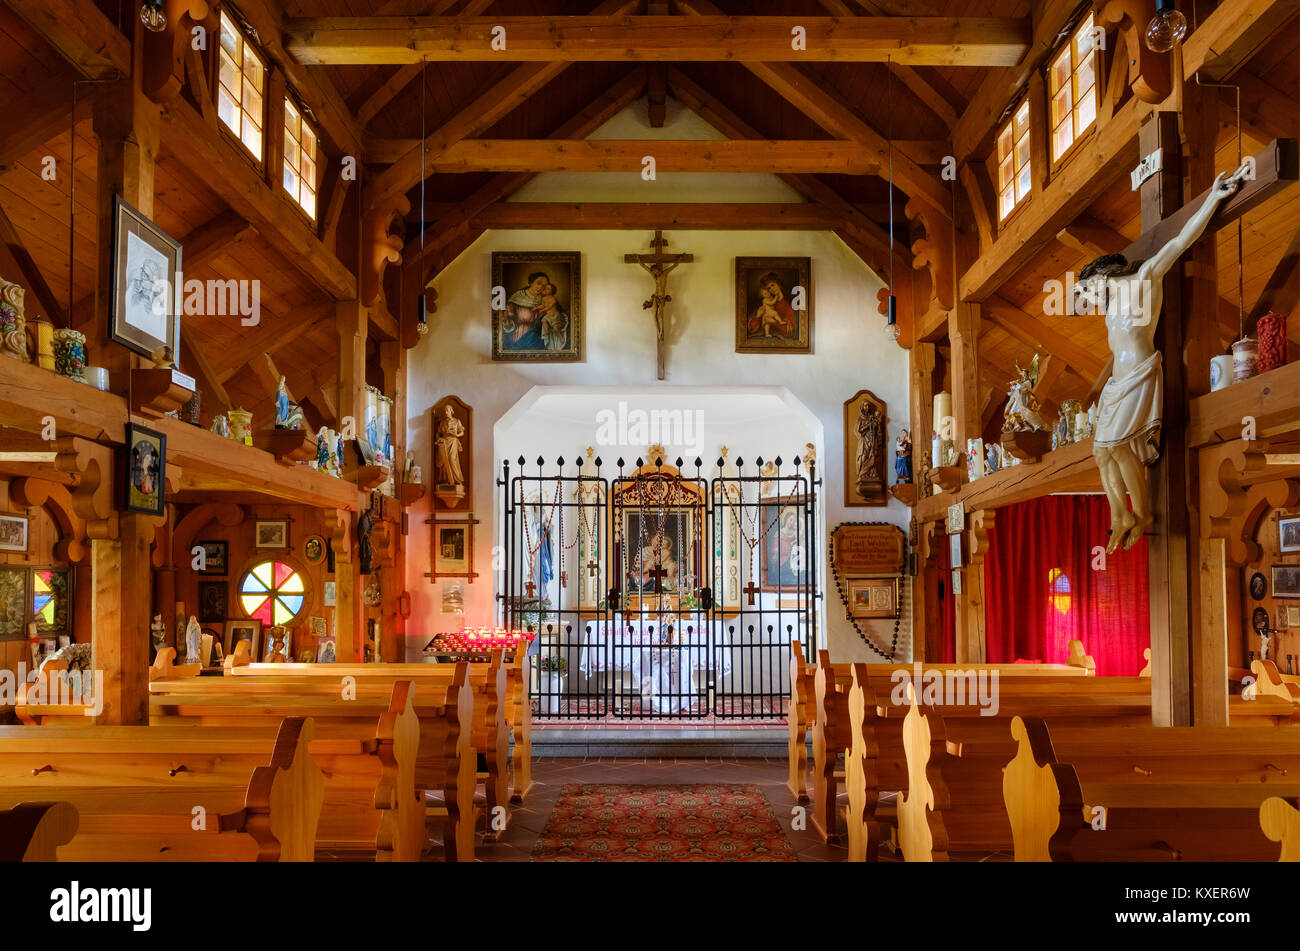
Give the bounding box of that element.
[0,567,70,639]
[240,560,305,626]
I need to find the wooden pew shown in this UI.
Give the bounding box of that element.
[1003,715,1300,861]
[0,717,323,861]
[803,645,1095,842]
[148,671,475,861]
[0,802,78,861]
[224,650,522,817]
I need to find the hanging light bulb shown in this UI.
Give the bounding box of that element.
[140,0,167,32]
[1144,0,1187,53]
[417,292,429,337]
[883,294,899,339]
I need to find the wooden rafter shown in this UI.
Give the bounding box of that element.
[0,202,68,326]
[0,75,86,172]
[363,0,639,212]
[676,0,951,218]
[5,0,130,79]
[983,295,1107,381]
[460,203,848,231]
[286,15,1030,66]
[1249,231,1300,326]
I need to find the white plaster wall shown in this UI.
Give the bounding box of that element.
[403,98,913,664]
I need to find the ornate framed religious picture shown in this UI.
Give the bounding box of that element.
[844,389,887,506]
[491,252,582,362]
[123,423,166,516]
[1272,564,1300,599]
[303,535,325,564]
[760,495,810,592]
[224,618,261,660]
[198,581,227,624]
[110,196,182,362]
[0,515,28,553]
[1249,572,1267,601]
[734,257,812,353]
[431,396,472,513]
[1279,515,1300,553]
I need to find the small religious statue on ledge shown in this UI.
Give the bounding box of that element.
[894,429,912,484]
[1083,166,1245,553]
[274,376,305,430]
[1001,354,1049,433]
[624,231,693,380]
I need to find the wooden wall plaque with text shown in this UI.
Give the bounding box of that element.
[833,524,906,576]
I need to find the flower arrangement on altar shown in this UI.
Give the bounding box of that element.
[537,655,567,673]
[425,626,535,653]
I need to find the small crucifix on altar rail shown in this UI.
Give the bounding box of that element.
[743,580,760,606]
[624,230,693,380]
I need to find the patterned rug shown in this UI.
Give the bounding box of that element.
[531,783,796,862]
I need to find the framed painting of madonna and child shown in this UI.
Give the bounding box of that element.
[735,256,812,354]
[491,252,583,362]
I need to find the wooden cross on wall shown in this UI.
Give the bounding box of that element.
[624,230,694,380]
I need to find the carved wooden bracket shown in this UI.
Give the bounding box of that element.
[1098,0,1172,105]
[8,478,88,565]
[968,509,996,564]
[53,437,118,541]
[131,367,196,418]
[918,520,942,567]
[906,197,954,313]
[362,195,412,307]
[142,0,211,104]
[253,429,317,465]
[327,508,354,565]
[1207,439,1300,565]
[371,519,396,569]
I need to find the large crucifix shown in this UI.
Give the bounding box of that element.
[624,230,693,380]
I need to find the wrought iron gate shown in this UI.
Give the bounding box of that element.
[499,452,820,720]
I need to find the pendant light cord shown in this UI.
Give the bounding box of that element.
[887,59,894,293]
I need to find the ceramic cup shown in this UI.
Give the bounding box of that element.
[83,366,110,391]
[1209,354,1233,392]
[53,328,87,383]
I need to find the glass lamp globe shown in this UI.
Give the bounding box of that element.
[1145,1,1187,53]
[140,0,167,32]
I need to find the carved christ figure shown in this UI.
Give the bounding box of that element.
[641,261,678,364]
[856,401,882,495]
[1082,167,1243,553]
[435,405,465,488]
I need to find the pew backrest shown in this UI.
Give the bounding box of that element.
[0,802,79,862]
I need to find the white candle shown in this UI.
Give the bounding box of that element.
[932,391,952,436]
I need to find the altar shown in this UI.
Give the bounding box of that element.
[577,621,731,713]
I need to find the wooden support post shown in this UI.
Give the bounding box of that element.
[948,303,980,455]
[329,509,362,663]
[336,300,369,439]
[1182,82,1220,397]
[380,340,406,662]
[94,514,153,724]
[956,509,994,664]
[1142,111,1193,726]
[1195,536,1230,726]
[909,342,935,658]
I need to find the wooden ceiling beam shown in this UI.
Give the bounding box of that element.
[5,0,130,79]
[388,139,880,174]
[466,203,847,230]
[1249,230,1300,326]
[363,0,639,211]
[663,66,905,274]
[984,295,1107,381]
[285,15,1030,66]
[179,211,256,273]
[401,65,647,281]
[0,75,88,172]
[1181,0,1299,83]
[179,326,232,411]
[676,0,950,218]
[0,202,68,326]
[216,303,333,384]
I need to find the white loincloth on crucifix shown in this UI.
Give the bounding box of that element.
[624,230,693,380]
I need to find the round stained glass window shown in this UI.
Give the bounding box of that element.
[240,561,305,626]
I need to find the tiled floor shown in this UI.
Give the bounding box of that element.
[471,757,850,863]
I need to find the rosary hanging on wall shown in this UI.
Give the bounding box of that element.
[828,522,907,661]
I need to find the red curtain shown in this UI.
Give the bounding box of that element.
[983,495,1150,676]
[936,531,956,663]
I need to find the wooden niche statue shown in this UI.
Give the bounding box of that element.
[844,389,887,506]
[432,395,472,512]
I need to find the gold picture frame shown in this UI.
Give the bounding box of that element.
[846,577,900,619]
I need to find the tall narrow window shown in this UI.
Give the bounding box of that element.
[217,11,266,161]
[996,98,1032,221]
[1048,13,1099,164]
[282,99,318,220]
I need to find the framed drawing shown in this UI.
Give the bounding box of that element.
[110,195,182,362]
[760,496,809,592]
[844,389,887,506]
[255,520,288,548]
[0,515,28,553]
[323,581,336,606]
[1272,564,1300,599]
[431,396,472,513]
[224,618,261,660]
[262,626,291,662]
[734,257,812,353]
[196,540,228,575]
[491,252,582,362]
[124,424,166,516]
[1280,514,1300,553]
[198,581,227,624]
[847,577,900,619]
[426,515,479,582]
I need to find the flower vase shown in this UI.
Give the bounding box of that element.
[53,329,87,383]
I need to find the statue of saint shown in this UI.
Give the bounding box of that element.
[894,429,912,484]
[435,405,465,488]
[1083,167,1244,552]
[856,401,881,496]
